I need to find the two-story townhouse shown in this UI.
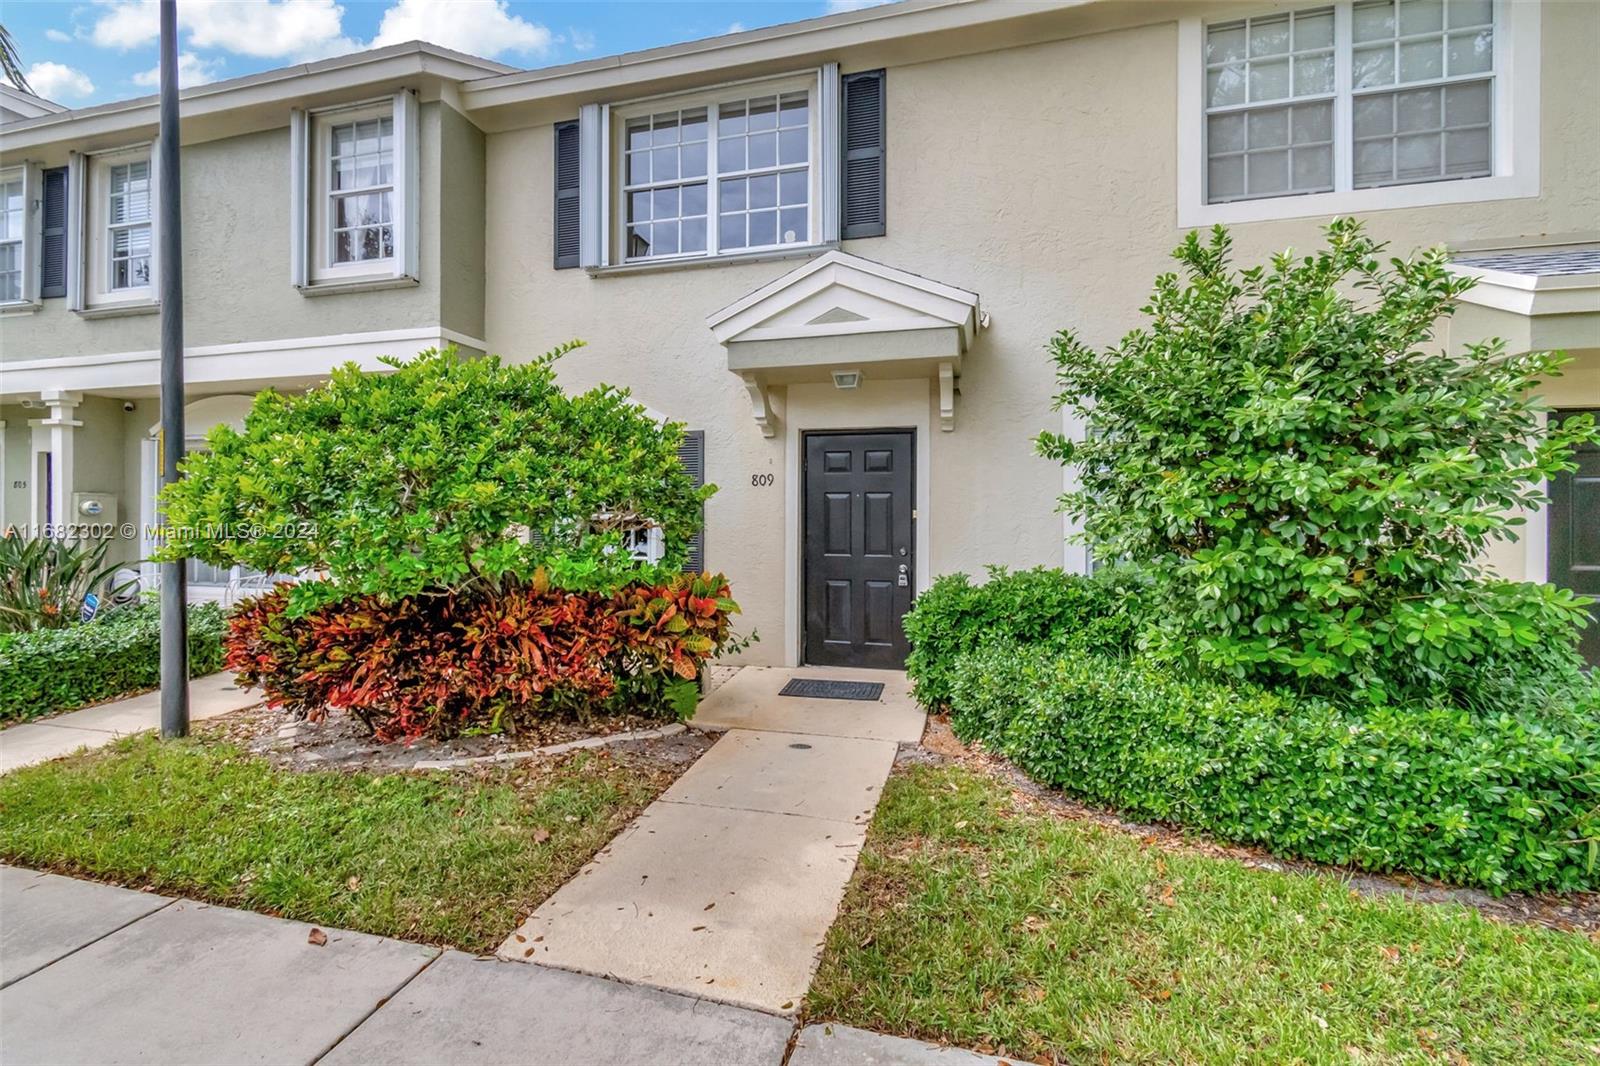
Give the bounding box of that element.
[0,42,503,598]
[2,0,1597,668]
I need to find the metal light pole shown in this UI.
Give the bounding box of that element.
[158,0,188,739]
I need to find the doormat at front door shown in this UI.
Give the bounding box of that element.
[779,678,885,701]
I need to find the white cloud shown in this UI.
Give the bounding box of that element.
[44,28,73,44]
[567,27,596,53]
[725,21,746,34]
[131,52,225,89]
[370,0,551,58]
[827,0,896,12]
[88,0,157,48]
[25,61,95,100]
[88,0,349,60]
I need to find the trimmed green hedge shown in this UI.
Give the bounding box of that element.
[949,642,1600,893]
[0,603,227,723]
[904,565,1146,709]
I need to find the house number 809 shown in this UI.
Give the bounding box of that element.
[750,473,774,487]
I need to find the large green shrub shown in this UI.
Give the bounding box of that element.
[949,641,1600,893]
[158,345,710,614]
[0,603,227,722]
[903,565,1145,709]
[1037,220,1597,701]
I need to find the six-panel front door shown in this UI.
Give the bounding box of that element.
[1549,408,1600,668]
[803,430,914,668]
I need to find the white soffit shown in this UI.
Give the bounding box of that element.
[707,249,980,350]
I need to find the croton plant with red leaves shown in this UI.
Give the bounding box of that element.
[226,570,741,741]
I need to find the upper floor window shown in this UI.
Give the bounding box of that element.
[616,77,818,264]
[0,171,24,304]
[85,147,157,307]
[105,160,152,290]
[556,67,889,270]
[289,89,418,291]
[1348,0,1493,188]
[1179,0,1536,226]
[1204,7,1336,202]
[326,112,395,267]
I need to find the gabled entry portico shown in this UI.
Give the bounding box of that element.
[708,250,981,668]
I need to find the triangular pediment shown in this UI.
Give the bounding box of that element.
[808,307,870,325]
[707,250,980,350]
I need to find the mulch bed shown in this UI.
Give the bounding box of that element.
[906,714,1600,936]
[197,701,713,775]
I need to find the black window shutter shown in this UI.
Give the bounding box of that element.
[677,430,705,573]
[40,167,69,299]
[553,120,581,269]
[841,70,886,240]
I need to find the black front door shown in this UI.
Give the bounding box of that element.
[803,430,914,668]
[1549,408,1600,668]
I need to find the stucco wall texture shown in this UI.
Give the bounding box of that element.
[482,4,1600,664]
[1,101,466,364]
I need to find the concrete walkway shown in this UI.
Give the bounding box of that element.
[0,672,258,774]
[1,866,1008,1065]
[498,666,925,1014]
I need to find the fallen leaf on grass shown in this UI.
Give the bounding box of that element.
[308,928,328,947]
[347,876,361,892]
[532,828,552,844]
[1379,945,1401,963]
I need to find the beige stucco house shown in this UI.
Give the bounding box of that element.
[2,0,1597,668]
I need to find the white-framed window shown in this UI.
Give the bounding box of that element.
[1204,7,1337,202]
[1178,0,1538,226]
[105,160,153,290]
[0,169,25,304]
[584,68,839,268]
[289,89,419,290]
[621,525,665,565]
[79,146,158,308]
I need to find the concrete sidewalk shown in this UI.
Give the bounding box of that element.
[498,667,924,1014]
[0,672,258,774]
[1,866,1010,1065]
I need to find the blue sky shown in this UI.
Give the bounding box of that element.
[4,1,891,107]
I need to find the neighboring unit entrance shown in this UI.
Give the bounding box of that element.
[802,430,914,668]
[1549,408,1600,668]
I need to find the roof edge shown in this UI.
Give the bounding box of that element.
[1,41,515,141]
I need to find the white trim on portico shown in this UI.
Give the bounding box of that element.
[707,250,983,437]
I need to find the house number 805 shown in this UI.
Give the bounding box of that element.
[750,473,774,487]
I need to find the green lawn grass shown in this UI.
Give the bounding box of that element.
[0,736,670,953]
[807,763,1600,1065]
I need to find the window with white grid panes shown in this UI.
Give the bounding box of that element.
[1351,0,1493,187]
[625,108,710,259]
[1202,0,1495,205]
[107,161,152,290]
[327,115,395,265]
[1205,7,1336,203]
[0,174,22,303]
[619,87,813,262]
[716,92,809,254]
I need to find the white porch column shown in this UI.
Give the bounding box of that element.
[29,389,82,531]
